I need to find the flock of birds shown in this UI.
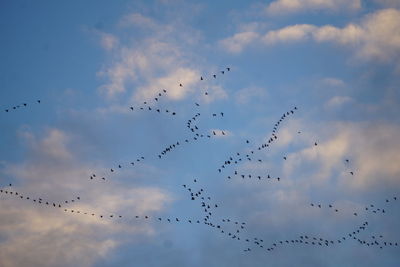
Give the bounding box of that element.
[4,100,41,113]
[1,66,399,256]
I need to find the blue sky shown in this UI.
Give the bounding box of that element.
[1,0,400,266]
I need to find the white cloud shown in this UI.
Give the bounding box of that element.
[200,85,228,104]
[0,128,172,267]
[314,8,400,61]
[263,24,317,44]
[119,13,159,29]
[222,9,400,63]
[134,67,200,101]
[325,95,353,108]
[210,129,232,137]
[266,0,361,15]
[99,32,119,51]
[234,86,267,105]
[283,122,400,191]
[320,77,346,87]
[97,13,204,102]
[219,31,260,53]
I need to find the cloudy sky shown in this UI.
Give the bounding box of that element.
[1,0,400,266]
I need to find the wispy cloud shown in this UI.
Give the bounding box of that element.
[96,12,203,101]
[219,31,260,53]
[265,0,362,15]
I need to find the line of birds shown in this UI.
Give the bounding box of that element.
[218,107,298,174]
[227,172,281,182]
[157,128,229,159]
[0,181,252,240]
[3,100,41,113]
[0,183,80,207]
[129,89,177,116]
[310,195,398,216]
[127,66,231,117]
[243,221,369,252]
[89,156,145,182]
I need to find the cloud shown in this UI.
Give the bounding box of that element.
[234,86,267,105]
[263,24,317,44]
[283,121,400,191]
[134,67,200,101]
[22,129,73,161]
[119,13,159,29]
[97,12,204,101]
[219,31,260,53]
[100,33,118,51]
[266,0,361,15]
[373,0,400,8]
[221,9,400,64]
[210,129,232,137]
[200,85,228,104]
[0,128,172,267]
[325,96,353,109]
[314,8,400,61]
[320,77,346,87]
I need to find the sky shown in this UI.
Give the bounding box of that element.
[1,0,400,266]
